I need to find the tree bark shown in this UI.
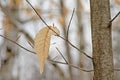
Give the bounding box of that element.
[90,0,114,80]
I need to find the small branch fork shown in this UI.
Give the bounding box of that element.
[26,0,92,60]
[110,11,120,23]
[49,60,94,72]
[54,47,93,72]
[56,47,68,64]
[108,11,120,27]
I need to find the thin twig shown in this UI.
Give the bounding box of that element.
[26,0,49,26]
[110,11,120,23]
[67,8,75,39]
[27,40,34,48]
[0,35,35,54]
[67,40,93,59]
[49,59,93,72]
[56,47,68,64]
[26,0,92,60]
[52,55,59,60]
[108,11,120,28]
[15,34,21,41]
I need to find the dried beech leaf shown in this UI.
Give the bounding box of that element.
[34,26,60,74]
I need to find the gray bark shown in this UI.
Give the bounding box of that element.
[90,0,114,80]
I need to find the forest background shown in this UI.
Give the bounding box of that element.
[0,0,120,80]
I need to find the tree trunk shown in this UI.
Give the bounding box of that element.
[90,0,114,80]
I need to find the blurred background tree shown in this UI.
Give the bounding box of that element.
[0,0,120,80]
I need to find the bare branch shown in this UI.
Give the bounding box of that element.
[27,40,34,48]
[15,34,21,41]
[16,17,39,24]
[110,11,120,23]
[67,8,75,39]
[108,11,120,28]
[67,40,93,59]
[56,47,68,64]
[26,0,49,26]
[52,55,59,61]
[0,35,35,54]
[49,59,93,72]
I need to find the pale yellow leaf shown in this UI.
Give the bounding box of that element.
[34,26,60,74]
